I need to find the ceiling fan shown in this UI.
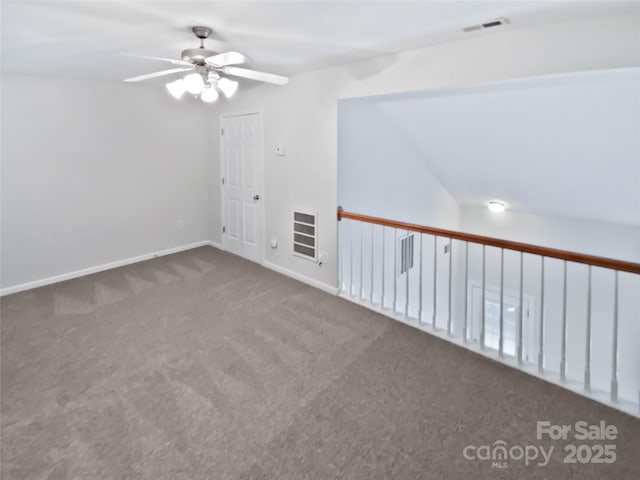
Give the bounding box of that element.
[124,26,289,103]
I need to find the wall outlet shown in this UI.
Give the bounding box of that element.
[176,220,184,230]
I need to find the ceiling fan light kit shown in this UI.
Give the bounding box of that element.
[201,86,219,103]
[124,26,289,104]
[217,77,239,98]
[165,78,186,99]
[183,72,205,94]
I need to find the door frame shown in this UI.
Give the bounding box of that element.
[219,110,266,264]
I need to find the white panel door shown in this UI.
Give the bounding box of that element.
[221,113,264,263]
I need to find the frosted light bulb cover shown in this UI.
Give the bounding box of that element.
[165,79,186,99]
[183,73,204,94]
[488,201,506,213]
[201,86,219,103]
[217,77,238,98]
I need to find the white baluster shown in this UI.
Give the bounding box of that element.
[433,235,438,330]
[338,219,343,293]
[463,242,469,343]
[481,245,486,348]
[359,222,364,299]
[611,271,619,402]
[381,226,386,310]
[518,252,524,366]
[405,230,410,319]
[349,223,354,297]
[370,223,375,305]
[418,234,423,324]
[499,248,504,357]
[447,239,453,336]
[560,261,567,382]
[538,257,545,373]
[393,228,397,314]
[584,266,592,392]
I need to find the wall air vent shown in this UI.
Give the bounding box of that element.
[463,18,508,33]
[293,210,317,261]
[398,233,415,275]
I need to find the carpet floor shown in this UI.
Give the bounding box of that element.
[1,246,639,479]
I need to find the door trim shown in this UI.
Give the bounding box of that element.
[219,110,265,264]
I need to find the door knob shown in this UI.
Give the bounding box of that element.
[253,194,260,201]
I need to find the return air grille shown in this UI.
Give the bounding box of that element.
[293,211,317,261]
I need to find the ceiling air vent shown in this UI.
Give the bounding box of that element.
[463,18,508,33]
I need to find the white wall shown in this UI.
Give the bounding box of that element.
[208,12,640,290]
[2,12,638,292]
[460,206,640,262]
[1,75,211,289]
[338,99,460,229]
[372,67,640,227]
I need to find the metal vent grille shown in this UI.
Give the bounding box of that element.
[399,234,414,275]
[462,24,482,32]
[463,17,508,32]
[293,211,317,261]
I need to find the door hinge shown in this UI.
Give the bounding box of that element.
[221,128,224,136]
[222,226,226,233]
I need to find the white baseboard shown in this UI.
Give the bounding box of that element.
[262,261,339,295]
[208,240,224,250]
[206,241,336,295]
[0,241,212,296]
[1,240,338,299]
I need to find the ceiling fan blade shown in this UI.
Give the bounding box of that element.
[205,51,249,67]
[222,67,289,86]
[122,53,193,67]
[124,67,192,83]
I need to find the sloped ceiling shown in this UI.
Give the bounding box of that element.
[1,1,637,82]
[369,68,640,226]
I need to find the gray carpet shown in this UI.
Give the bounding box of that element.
[1,246,639,479]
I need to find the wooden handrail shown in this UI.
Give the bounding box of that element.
[337,207,640,274]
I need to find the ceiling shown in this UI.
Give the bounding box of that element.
[1,1,636,83]
[370,67,640,227]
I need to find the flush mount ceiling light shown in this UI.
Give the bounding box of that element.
[487,201,506,213]
[124,26,289,104]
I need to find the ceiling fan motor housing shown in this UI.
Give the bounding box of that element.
[181,48,218,64]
